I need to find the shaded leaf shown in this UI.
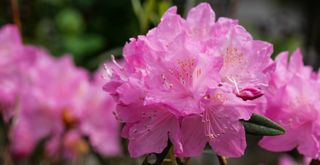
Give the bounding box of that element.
[241,113,285,136]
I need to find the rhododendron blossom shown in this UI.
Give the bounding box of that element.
[259,49,320,160]
[80,68,121,156]
[10,47,86,158]
[104,3,274,158]
[9,51,121,158]
[0,25,36,121]
[0,25,121,158]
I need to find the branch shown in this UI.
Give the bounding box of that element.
[142,143,172,165]
[217,155,228,165]
[10,0,22,32]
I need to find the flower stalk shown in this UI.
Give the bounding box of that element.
[217,155,228,165]
[142,143,172,165]
[10,0,22,32]
[169,147,178,165]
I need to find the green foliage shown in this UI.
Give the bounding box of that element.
[241,113,285,136]
[55,8,85,36]
[0,0,141,70]
[132,0,172,33]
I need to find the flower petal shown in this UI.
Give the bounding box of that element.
[177,115,207,156]
[187,3,215,30]
[127,106,180,158]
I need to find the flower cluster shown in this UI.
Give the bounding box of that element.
[1,2,320,163]
[104,3,274,158]
[259,49,320,159]
[0,25,121,159]
[0,25,35,121]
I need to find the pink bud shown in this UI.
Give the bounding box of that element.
[236,87,263,101]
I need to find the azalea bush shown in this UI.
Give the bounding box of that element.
[0,1,319,165]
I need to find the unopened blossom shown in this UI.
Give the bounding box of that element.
[104,3,273,157]
[259,50,320,160]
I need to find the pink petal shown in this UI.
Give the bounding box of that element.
[127,106,180,158]
[206,113,247,157]
[178,115,207,156]
[0,24,21,44]
[259,130,298,152]
[186,3,215,30]
[117,80,145,105]
[288,49,303,72]
[297,132,320,159]
[201,89,253,157]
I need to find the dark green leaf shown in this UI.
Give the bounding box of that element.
[241,113,285,136]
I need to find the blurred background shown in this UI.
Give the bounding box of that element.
[1,0,319,71]
[0,0,319,164]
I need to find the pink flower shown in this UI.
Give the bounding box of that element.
[259,50,320,159]
[0,25,36,121]
[117,104,182,158]
[269,49,314,88]
[178,88,254,157]
[9,47,87,158]
[0,24,121,158]
[8,46,121,158]
[104,3,273,157]
[80,68,121,156]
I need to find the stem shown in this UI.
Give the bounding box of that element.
[183,158,190,165]
[10,0,22,32]
[0,117,13,165]
[176,157,189,165]
[228,0,239,18]
[169,147,178,165]
[310,159,320,165]
[142,142,172,165]
[217,155,228,165]
[83,136,108,165]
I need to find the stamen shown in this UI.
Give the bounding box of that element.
[202,107,226,141]
[111,55,123,70]
[196,68,202,77]
[227,77,240,94]
[161,74,173,89]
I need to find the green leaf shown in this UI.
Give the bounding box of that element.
[29,135,51,163]
[241,113,285,136]
[55,8,85,35]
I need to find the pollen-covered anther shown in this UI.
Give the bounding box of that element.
[195,68,202,77]
[203,94,210,100]
[112,111,123,122]
[175,58,197,84]
[161,74,174,89]
[212,92,225,104]
[224,47,244,65]
[62,108,78,129]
